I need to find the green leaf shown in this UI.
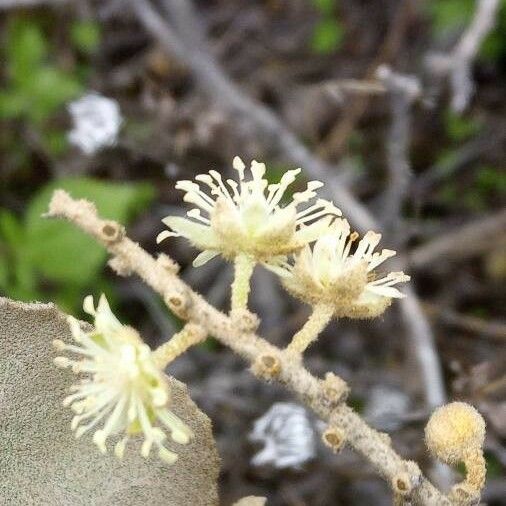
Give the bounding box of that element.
[24,178,155,285]
[428,0,474,35]
[71,20,101,54]
[311,18,344,54]
[476,166,506,194]
[27,68,82,124]
[0,90,29,119]
[313,0,337,16]
[444,109,481,142]
[6,17,48,85]
[480,0,506,62]
[0,209,24,249]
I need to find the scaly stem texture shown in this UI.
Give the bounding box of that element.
[46,190,452,506]
[287,304,334,354]
[231,254,255,312]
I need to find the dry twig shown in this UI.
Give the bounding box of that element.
[377,65,421,240]
[427,0,500,113]
[409,210,506,269]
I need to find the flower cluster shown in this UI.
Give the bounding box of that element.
[160,158,409,320]
[53,295,193,464]
[158,156,341,266]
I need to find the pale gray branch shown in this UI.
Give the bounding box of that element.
[409,210,506,268]
[427,0,500,113]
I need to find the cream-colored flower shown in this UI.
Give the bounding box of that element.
[157,156,341,266]
[270,218,410,319]
[53,295,193,464]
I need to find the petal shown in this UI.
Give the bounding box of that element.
[156,230,178,244]
[192,250,219,267]
[162,216,220,251]
[366,285,406,298]
[293,216,334,246]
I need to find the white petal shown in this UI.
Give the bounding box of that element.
[192,250,219,267]
[366,285,406,298]
[156,230,178,244]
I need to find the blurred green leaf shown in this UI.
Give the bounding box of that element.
[313,0,336,16]
[71,20,101,54]
[476,166,506,194]
[444,110,481,142]
[0,90,29,119]
[26,67,82,124]
[480,0,506,63]
[428,0,474,35]
[0,209,24,249]
[6,18,48,85]
[25,178,155,285]
[0,209,37,298]
[311,18,344,54]
[0,15,85,156]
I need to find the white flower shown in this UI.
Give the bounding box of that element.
[157,156,341,266]
[249,402,316,469]
[53,294,193,464]
[270,218,410,318]
[68,93,122,155]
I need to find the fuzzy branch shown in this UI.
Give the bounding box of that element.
[46,190,451,505]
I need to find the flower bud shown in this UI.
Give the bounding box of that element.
[425,402,485,465]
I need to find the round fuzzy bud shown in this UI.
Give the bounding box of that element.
[425,402,485,464]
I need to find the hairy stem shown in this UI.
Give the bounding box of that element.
[152,323,206,369]
[231,254,255,312]
[463,447,486,493]
[46,190,452,505]
[286,304,334,355]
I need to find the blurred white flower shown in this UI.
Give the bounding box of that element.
[249,402,316,469]
[68,93,122,155]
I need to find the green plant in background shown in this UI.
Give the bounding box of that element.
[311,0,344,54]
[444,110,482,143]
[0,15,101,157]
[0,178,154,312]
[435,109,503,212]
[437,166,505,212]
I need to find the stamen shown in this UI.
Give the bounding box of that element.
[226,179,240,203]
[209,170,235,204]
[232,156,246,180]
[114,436,128,459]
[367,249,397,271]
